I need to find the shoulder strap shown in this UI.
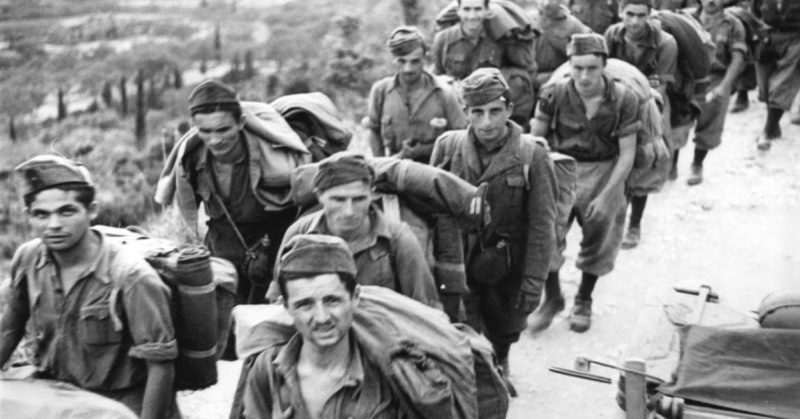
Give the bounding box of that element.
[519,137,535,192]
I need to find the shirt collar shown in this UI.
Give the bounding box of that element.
[274,332,365,388]
[387,70,438,94]
[35,227,112,284]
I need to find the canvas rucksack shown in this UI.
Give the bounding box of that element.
[270,92,352,162]
[757,0,800,32]
[94,226,238,391]
[652,10,716,95]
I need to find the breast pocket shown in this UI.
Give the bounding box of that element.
[557,115,584,140]
[381,115,396,152]
[80,304,122,346]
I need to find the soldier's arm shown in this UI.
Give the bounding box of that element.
[716,19,748,94]
[521,144,558,284]
[141,361,175,419]
[366,81,386,157]
[393,225,441,309]
[0,251,33,369]
[431,32,446,75]
[655,35,679,89]
[530,85,556,138]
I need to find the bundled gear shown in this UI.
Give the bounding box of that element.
[651,9,716,96]
[92,226,238,390]
[270,92,352,161]
[756,0,800,32]
[233,285,510,419]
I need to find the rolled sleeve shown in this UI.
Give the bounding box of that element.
[122,263,178,361]
[656,36,679,85]
[729,18,748,56]
[534,84,557,123]
[616,89,641,138]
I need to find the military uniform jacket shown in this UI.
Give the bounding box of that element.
[430,122,557,283]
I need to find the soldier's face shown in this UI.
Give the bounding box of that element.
[284,273,358,350]
[458,0,488,34]
[570,54,606,93]
[621,4,650,37]
[27,189,96,252]
[318,180,373,237]
[701,0,721,13]
[394,47,425,85]
[192,111,244,159]
[466,97,512,146]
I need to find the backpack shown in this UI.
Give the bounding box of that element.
[651,10,716,95]
[232,285,510,419]
[94,226,238,391]
[757,0,800,32]
[269,92,352,162]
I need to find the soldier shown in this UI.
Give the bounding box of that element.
[530,34,639,333]
[244,234,405,418]
[431,0,537,128]
[155,80,302,305]
[752,0,800,150]
[605,0,678,248]
[569,0,621,34]
[674,0,746,184]
[534,0,593,88]
[266,154,440,308]
[0,156,179,419]
[430,68,557,371]
[366,26,466,162]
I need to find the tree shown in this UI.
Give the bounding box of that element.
[399,0,422,26]
[119,75,128,116]
[213,22,222,62]
[135,71,146,148]
[147,77,161,109]
[243,50,255,79]
[101,80,113,107]
[173,67,183,89]
[200,54,208,74]
[57,87,67,120]
[9,116,17,142]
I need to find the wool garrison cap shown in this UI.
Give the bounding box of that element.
[187,79,239,114]
[314,153,375,192]
[620,0,654,8]
[461,67,509,106]
[279,234,357,278]
[15,155,93,197]
[387,26,427,56]
[566,33,609,57]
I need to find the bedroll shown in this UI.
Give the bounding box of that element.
[95,226,238,390]
[233,285,510,419]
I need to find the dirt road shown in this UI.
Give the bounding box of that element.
[178,100,800,419]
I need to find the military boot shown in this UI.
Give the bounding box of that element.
[569,297,593,333]
[528,294,565,332]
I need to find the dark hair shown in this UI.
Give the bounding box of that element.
[24,183,96,208]
[278,271,357,302]
[190,102,242,121]
[457,0,490,7]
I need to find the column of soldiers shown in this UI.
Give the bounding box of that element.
[1,0,798,417]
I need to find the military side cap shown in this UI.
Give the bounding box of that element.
[314,152,375,192]
[15,155,93,197]
[279,234,357,278]
[620,0,654,8]
[187,79,239,113]
[461,67,509,107]
[387,25,427,56]
[567,33,609,57]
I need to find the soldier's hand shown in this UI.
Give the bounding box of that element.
[515,291,541,315]
[586,194,612,222]
[399,139,422,159]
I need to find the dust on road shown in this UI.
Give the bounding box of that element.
[178,100,800,419]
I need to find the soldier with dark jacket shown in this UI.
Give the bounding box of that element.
[430,68,557,373]
[535,0,593,88]
[604,0,678,249]
[366,26,466,162]
[530,34,639,333]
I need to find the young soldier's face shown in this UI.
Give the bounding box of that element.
[570,54,606,93]
[394,47,425,85]
[466,97,512,146]
[620,4,650,37]
[700,0,721,13]
[27,189,96,252]
[317,180,373,237]
[285,273,358,350]
[458,0,488,34]
[192,111,244,159]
